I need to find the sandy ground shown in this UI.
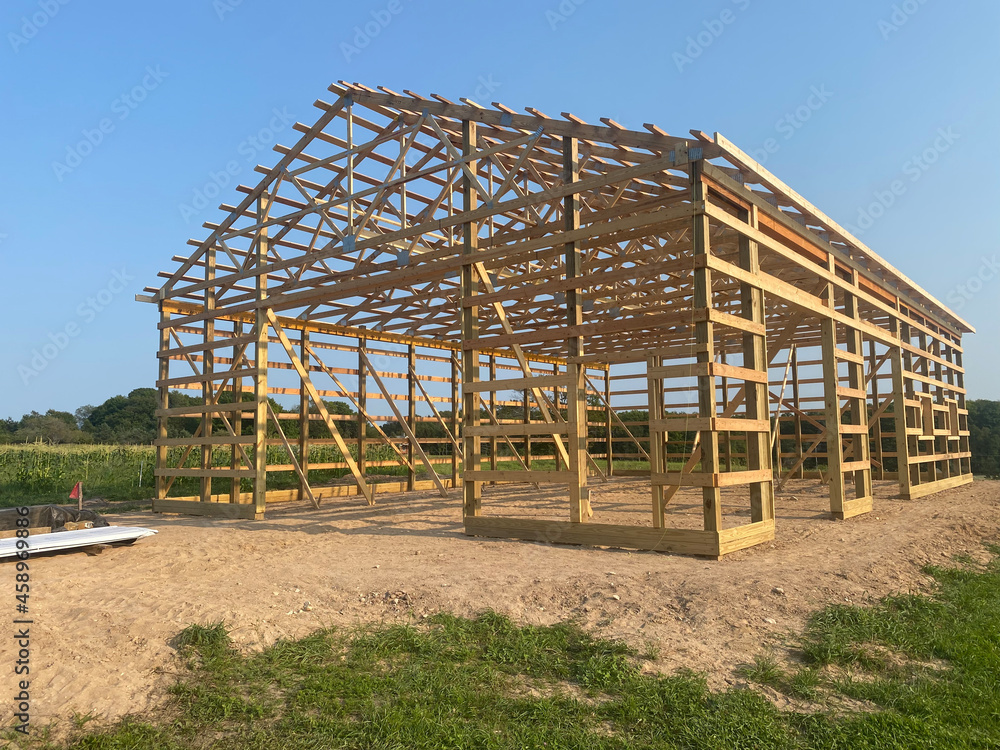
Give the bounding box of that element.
[2,476,998,734]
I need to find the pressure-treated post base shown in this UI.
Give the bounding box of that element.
[831,495,874,521]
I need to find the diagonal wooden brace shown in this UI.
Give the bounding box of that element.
[267,309,373,504]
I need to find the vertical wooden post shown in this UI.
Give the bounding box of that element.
[604,368,613,478]
[461,120,482,518]
[891,319,914,498]
[155,304,170,502]
[489,354,498,482]
[647,355,666,528]
[451,354,460,486]
[357,335,367,482]
[868,339,884,480]
[346,96,354,233]
[552,361,561,470]
[739,203,774,524]
[230,320,243,504]
[200,246,216,503]
[523,387,532,470]
[820,252,847,517]
[407,342,417,491]
[564,135,590,523]
[791,348,804,478]
[821,320,845,515]
[720,352,732,472]
[691,160,721,532]
[298,328,310,502]
[943,344,954,478]
[954,348,971,477]
[252,197,270,517]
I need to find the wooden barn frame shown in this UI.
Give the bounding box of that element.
[139,82,975,557]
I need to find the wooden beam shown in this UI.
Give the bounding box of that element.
[298,328,310,502]
[739,203,774,524]
[692,161,721,533]
[564,135,592,523]
[155,304,170,501]
[252,196,270,515]
[461,118,482,518]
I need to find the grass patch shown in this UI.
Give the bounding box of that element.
[12,547,1000,749]
[175,622,231,655]
[739,654,786,688]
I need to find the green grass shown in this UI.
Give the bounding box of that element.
[12,544,1000,749]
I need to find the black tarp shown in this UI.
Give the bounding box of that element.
[0,505,110,532]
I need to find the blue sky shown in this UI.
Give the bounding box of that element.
[1,0,998,419]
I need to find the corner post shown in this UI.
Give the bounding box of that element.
[691,159,721,532]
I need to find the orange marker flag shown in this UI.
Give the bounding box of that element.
[69,482,83,500]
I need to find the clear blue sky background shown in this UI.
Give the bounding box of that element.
[1,0,998,419]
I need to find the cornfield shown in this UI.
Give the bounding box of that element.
[0,442,424,508]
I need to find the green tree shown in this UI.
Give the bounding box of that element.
[15,410,91,444]
[968,400,1000,478]
[83,389,160,443]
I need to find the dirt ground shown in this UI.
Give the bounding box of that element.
[3,476,998,733]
